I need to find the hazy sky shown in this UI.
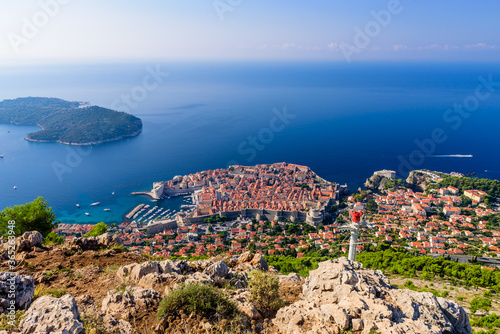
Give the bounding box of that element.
[1,0,499,64]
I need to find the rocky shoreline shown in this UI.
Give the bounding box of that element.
[24,129,142,146]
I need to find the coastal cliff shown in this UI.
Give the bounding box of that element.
[406,170,436,191]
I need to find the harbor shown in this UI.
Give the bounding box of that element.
[55,189,197,226]
[123,193,196,227]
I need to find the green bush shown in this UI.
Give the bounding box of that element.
[403,280,417,291]
[470,297,492,314]
[111,244,128,253]
[44,231,64,245]
[471,313,500,330]
[248,270,283,316]
[483,290,493,298]
[85,222,108,237]
[265,255,329,277]
[0,310,24,330]
[34,285,67,299]
[0,197,57,237]
[82,314,119,334]
[441,290,449,297]
[457,296,464,301]
[430,290,440,297]
[157,284,239,322]
[474,330,498,334]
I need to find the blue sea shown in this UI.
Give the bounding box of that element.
[1,62,500,224]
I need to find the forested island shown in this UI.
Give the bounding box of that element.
[0,97,142,145]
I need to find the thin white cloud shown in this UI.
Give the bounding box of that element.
[464,43,500,50]
[393,44,409,51]
[327,43,338,50]
[391,43,497,51]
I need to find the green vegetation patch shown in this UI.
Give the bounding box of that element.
[357,249,500,290]
[85,222,108,237]
[430,175,500,199]
[0,97,142,144]
[265,255,330,277]
[157,283,239,322]
[44,231,64,245]
[0,197,57,237]
[248,270,284,316]
[471,313,500,330]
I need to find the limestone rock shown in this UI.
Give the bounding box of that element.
[129,261,160,282]
[96,232,124,248]
[184,272,214,286]
[279,272,302,283]
[15,231,44,253]
[190,259,214,272]
[232,290,261,320]
[0,272,35,313]
[68,233,123,252]
[103,314,136,334]
[68,237,100,251]
[234,252,269,272]
[204,261,229,279]
[250,253,269,271]
[273,257,472,334]
[116,263,136,282]
[176,260,195,275]
[19,294,84,334]
[237,251,254,265]
[102,286,161,321]
[158,260,181,274]
[75,294,135,334]
[138,272,185,289]
[235,262,255,272]
[406,170,434,191]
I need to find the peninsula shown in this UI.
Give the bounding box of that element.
[0,97,142,145]
[135,162,347,226]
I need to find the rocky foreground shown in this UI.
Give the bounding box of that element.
[0,232,472,333]
[274,258,471,334]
